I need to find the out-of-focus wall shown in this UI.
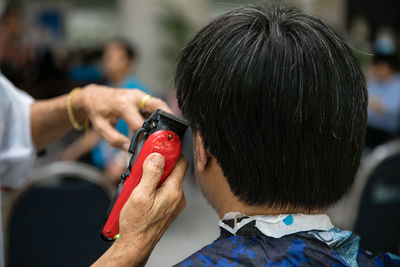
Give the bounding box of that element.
[211,0,346,31]
[299,0,347,32]
[22,1,120,50]
[118,0,210,96]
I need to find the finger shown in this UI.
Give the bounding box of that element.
[127,89,173,114]
[130,89,172,114]
[162,193,186,226]
[93,118,130,149]
[157,156,188,194]
[121,108,144,132]
[135,153,165,197]
[175,192,186,214]
[144,97,172,114]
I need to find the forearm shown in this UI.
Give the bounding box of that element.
[91,235,158,267]
[31,91,87,151]
[61,130,100,160]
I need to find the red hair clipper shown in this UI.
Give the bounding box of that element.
[101,109,188,241]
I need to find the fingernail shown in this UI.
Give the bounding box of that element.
[122,143,130,151]
[151,154,165,168]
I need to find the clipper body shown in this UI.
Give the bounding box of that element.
[101,109,188,241]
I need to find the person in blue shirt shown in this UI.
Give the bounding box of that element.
[366,54,400,148]
[61,39,151,182]
[101,39,151,135]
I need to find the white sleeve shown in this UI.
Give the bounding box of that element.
[0,75,36,188]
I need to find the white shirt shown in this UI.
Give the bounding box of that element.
[0,74,36,266]
[0,75,36,186]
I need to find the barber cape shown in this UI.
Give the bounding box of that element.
[174,213,400,267]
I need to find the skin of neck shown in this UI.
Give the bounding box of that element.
[193,134,325,218]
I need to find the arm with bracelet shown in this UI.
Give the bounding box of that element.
[31,85,169,151]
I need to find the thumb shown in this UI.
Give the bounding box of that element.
[135,153,165,196]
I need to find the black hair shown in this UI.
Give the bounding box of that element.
[176,5,367,210]
[106,38,137,60]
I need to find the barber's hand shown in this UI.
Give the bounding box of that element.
[91,153,188,267]
[119,153,187,247]
[75,84,171,151]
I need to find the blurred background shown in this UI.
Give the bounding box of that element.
[1,0,400,266]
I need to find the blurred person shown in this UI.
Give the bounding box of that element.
[68,48,104,86]
[102,39,149,91]
[93,5,400,266]
[0,4,66,99]
[366,54,400,148]
[61,40,151,183]
[26,47,70,99]
[0,3,31,88]
[0,71,179,265]
[374,28,397,56]
[1,3,71,99]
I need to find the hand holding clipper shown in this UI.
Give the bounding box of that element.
[101,109,188,241]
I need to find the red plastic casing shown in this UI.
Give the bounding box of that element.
[102,130,182,240]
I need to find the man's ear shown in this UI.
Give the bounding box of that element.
[194,134,211,172]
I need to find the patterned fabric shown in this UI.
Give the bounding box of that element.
[175,214,400,267]
[219,213,334,238]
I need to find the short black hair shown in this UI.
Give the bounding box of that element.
[176,5,367,210]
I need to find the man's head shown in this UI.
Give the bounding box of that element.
[176,6,367,215]
[372,54,397,82]
[102,39,136,84]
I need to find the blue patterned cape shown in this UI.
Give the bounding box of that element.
[174,218,400,267]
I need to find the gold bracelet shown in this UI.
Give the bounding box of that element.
[67,88,89,131]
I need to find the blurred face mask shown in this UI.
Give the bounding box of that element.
[374,36,396,55]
